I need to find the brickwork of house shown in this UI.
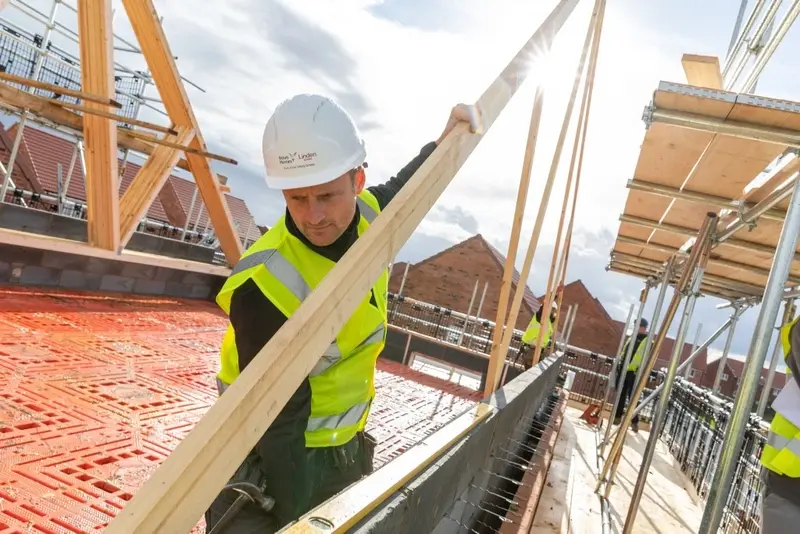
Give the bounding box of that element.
[703,357,787,402]
[388,235,539,330]
[540,280,623,357]
[611,320,708,386]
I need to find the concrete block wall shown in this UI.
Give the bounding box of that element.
[0,242,225,299]
[0,204,226,300]
[0,203,217,264]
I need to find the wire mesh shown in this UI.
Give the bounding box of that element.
[661,377,766,533]
[562,348,661,423]
[0,22,146,120]
[387,293,524,356]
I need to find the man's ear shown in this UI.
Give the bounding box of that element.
[353,167,366,194]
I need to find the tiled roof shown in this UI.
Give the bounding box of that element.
[7,122,258,238]
[165,175,257,241]
[482,237,540,313]
[0,124,40,193]
[9,124,170,222]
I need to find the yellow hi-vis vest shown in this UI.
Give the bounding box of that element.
[215,191,388,448]
[624,337,647,373]
[761,315,800,477]
[521,315,552,346]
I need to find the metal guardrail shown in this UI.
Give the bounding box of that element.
[2,190,234,266]
[387,293,527,357]
[662,377,767,533]
[561,345,661,424]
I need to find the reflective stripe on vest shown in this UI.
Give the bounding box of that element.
[626,338,647,372]
[761,315,800,477]
[215,190,388,448]
[762,411,800,477]
[307,400,370,432]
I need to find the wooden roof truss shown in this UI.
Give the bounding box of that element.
[0,0,243,264]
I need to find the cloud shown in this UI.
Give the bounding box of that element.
[431,205,480,234]
[251,0,379,131]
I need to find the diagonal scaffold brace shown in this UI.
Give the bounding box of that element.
[595,212,718,496]
[103,1,585,532]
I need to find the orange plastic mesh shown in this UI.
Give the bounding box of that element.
[0,286,479,532]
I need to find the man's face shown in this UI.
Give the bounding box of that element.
[283,169,366,246]
[639,325,647,334]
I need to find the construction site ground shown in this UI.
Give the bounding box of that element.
[0,286,482,533]
[538,406,704,533]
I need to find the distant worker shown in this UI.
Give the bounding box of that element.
[613,318,648,433]
[760,314,800,532]
[204,94,480,532]
[519,300,557,369]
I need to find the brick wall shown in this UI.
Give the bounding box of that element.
[389,235,535,330]
[0,204,224,300]
[547,280,623,356]
[702,359,738,397]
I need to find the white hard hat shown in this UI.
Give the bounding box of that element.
[262,94,367,190]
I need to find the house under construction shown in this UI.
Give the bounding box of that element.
[1,0,799,533]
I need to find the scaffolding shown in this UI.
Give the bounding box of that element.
[601,2,800,533]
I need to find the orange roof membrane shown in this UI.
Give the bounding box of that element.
[0,286,479,532]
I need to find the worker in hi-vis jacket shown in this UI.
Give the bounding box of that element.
[614,317,648,433]
[204,94,480,533]
[518,301,557,369]
[760,314,800,531]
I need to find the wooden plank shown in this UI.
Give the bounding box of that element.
[0,81,196,173]
[681,54,722,89]
[102,1,582,531]
[0,227,231,277]
[119,126,195,246]
[741,156,800,203]
[77,0,119,251]
[529,414,576,533]
[0,71,123,107]
[121,0,243,265]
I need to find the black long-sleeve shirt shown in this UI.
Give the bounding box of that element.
[226,142,437,525]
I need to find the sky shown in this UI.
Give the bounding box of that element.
[3,0,800,369]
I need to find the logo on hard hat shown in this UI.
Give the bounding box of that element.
[279,151,318,169]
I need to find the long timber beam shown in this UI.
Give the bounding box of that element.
[0,81,197,174]
[77,0,119,251]
[122,0,243,265]
[103,1,584,531]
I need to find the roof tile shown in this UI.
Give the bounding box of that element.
[8,123,258,239]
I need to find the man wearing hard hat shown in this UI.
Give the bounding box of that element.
[205,94,479,532]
